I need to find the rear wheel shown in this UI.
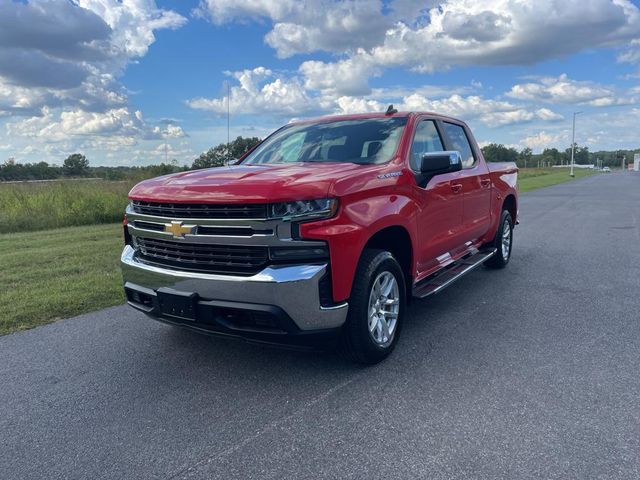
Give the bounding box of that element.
[485,209,513,269]
[341,249,406,364]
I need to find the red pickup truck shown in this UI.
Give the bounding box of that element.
[121,110,518,363]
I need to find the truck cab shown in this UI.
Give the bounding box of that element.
[121,111,518,363]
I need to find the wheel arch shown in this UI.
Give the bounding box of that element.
[503,194,517,223]
[361,225,414,291]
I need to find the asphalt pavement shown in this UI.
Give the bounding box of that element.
[1,171,639,479]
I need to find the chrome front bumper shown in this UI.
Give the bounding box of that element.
[120,245,348,331]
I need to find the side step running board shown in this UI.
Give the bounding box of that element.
[412,248,497,298]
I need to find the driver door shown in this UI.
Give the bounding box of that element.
[410,119,464,276]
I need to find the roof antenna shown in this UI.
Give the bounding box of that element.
[385,104,398,115]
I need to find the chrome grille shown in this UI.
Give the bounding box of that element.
[135,237,269,275]
[131,200,268,219]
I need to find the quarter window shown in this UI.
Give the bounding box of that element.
[410,120,444,171]
[442,122,475,168]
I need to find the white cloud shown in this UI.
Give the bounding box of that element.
[263,1,392,58]
[187,67,316,115]
[401,93,514,117]
[8,107,140,141]
[200,0,640,73]
[187,67,564,128]
[519,131,569,151]
[160,124,188,139]
[398,93,563,127]
[0,0,187,162]
[536,108,564,122]
[335,96,385,114]
[193,0,431,57]
[193,0,298,24]
[78,0,186,60]
[7,107,186,143]
[300,54,379,96]
[480,109,536,127]
[0,0,186,122]
[618,39,640,64]
[374,0,640,73]
[194,0,640,125]
[507,74,633,106]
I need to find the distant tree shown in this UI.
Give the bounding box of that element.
[575,146,590,165]
[192,136,261,169]
[481,143,518,163]
[63,153,89,176]
[517,147,532,168]
[146,163,181,176]
[541,147,561,166]
[564,145,590,165]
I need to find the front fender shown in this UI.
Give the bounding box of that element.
[300,193,417,302]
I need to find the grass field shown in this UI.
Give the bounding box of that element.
[518,167,597,192]
[0,180,132,233]
[0,223,124,335]
[0,167,603,335]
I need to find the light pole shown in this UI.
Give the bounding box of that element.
[570,111,582,177]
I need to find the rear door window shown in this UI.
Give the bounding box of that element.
[442,122,475,169]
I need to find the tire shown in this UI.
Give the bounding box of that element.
[340,249,406,364]
[484,209,513,269]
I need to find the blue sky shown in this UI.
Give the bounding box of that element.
[1,0,639,166]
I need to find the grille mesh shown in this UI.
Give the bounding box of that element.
[131,200,268,219]
[136,237,269,275]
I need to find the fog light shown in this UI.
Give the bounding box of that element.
[269,246,329,261]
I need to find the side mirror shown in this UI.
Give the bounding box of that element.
[224,158,241,166]
[420,151,463,175]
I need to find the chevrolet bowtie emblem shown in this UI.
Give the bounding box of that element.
[164,221,195,238]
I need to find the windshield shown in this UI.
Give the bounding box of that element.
[242,117,408,165]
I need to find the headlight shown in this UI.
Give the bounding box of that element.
[269,199,338,220]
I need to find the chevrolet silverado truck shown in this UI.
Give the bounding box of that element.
[121,110,518,364]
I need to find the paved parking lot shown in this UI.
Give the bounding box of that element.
[1,172,639,479]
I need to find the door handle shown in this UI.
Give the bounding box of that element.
[481,179,491,188]
[450,184,463,193]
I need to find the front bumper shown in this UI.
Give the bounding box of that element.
[120,246,348,340]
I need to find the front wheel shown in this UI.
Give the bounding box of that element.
[340,249,406,364]
[485,209,513,269]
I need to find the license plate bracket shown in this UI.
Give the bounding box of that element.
[156,288,199,321]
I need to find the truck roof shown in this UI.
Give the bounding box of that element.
[289,111,467,126]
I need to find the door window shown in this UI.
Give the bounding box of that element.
[442,122,475,168]
[410,120,444,171]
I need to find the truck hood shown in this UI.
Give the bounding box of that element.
[129,162,368,203]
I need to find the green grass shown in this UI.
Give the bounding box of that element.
[0,180,132,233]
[0,223,125,335]
[518,167,597,193]
[0,166,601,336]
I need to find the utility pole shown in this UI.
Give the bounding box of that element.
[570,111,582,178]
[226,81,230,154]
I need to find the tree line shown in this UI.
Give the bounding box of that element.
[0,155,189,182]
[480,143,638,169]
[2,136,638,182]
[0,136,261,182]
